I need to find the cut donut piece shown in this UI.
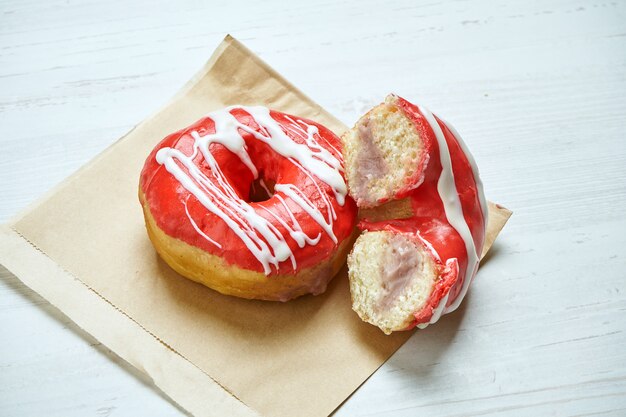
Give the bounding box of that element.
[343,94,487,333]
[348,230,438,334]
[341,95,429,207]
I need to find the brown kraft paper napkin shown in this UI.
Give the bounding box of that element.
[0,35,512,417]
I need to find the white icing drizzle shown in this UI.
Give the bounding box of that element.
[234,108,347,205]
[284,115,344,162]
[440,118,488,228]
[155,106,347,275]
[417,105,481,324]
[414,230,441,263]
[259,197,321,248]
[274,184,338,244]
[417,292,449,330]
[183,197,222,249]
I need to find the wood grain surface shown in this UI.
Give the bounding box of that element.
[1,0,625,416]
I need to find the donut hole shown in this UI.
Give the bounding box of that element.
[248,177,276,202]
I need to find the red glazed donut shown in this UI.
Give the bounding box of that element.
[342,95,487,333]
[139,106,357,301]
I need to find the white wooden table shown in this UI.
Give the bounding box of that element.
[1,1,625,416]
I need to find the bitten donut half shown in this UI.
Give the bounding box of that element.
[342,94,487,334]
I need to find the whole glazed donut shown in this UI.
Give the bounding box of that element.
[139,106,357,301]
[342,94,487,334]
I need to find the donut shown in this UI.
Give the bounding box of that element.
[342,94,487,333]
[139,106,357,301]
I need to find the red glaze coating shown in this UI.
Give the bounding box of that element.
[140,108,357,275]
[359,96,486,327]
